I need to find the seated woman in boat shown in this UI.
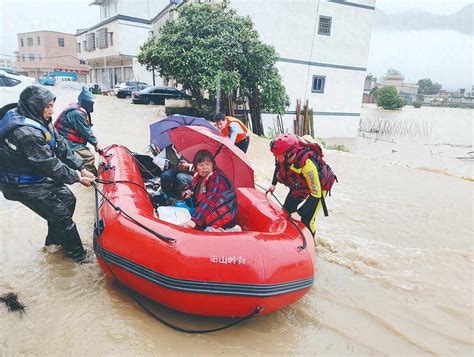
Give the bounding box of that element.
[182,149,237,230]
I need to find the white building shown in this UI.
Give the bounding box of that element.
[76,0,167,89]
[151,0,377,138]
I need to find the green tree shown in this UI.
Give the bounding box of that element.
[417,78,442,95]
[137,2,289,135]
[375,86,405,110]
[383,68,402,79]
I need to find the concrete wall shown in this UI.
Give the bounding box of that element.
[16,31,88,77]
[76,18,153,88]
[119,0,169,20]
[229,0,376,137]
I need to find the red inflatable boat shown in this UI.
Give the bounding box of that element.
[94,144,315,317]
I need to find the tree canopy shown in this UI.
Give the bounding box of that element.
[383,68,402,79]
[138,2,289,134]
[417,78,442,95]
[374,86,405,110]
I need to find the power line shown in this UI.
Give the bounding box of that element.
[0,53,83,61]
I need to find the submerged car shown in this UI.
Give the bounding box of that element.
[117,84,150,98]
[131,86,191,105]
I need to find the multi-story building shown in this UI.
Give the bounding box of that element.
[15,31,89,81]
[76,0,167,90]
[151,0,377,138]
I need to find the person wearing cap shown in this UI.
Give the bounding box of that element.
[54,87,102,175]
[0,85,95,262]
[213,112,250,153]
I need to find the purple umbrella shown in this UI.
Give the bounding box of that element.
[149,114,221,150]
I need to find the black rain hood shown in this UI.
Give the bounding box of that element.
[17,85,56,123]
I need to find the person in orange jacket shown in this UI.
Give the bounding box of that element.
[214,112,250,153]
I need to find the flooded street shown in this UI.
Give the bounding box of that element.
[1,89,472,355]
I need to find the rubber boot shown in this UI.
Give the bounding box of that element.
[60,224,88,263]
[45,221,62,246]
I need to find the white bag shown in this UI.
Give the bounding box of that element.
[157,206,191,226]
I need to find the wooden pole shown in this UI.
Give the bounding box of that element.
[303,99,309,135]
[295,99,301,135]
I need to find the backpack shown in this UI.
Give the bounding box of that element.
[297,137,338,194]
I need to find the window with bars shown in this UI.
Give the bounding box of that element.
[97,28,108,49]
[85,33,95,51]
[312,75,326,93]
[58,38,65,47]
[318,16,332,36]
[27,38,33,46]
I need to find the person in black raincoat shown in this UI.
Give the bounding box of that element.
[0,85,96,262]
[54,87,101,176]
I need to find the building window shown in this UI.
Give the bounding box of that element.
[108,32,113,46]
[27,37,33,46]
[37,37,41,45]
[58,38,65,47]
[318,16,332,36]
[77,43,81,53]
[38,54,42,61]
[22,55,25,62]
[21,39,24,47]
[28,54,35,62]
[85,33,95,51]
[97,28,108,49]
[312,75,326,93]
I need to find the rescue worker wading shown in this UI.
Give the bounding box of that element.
[214,112,251,153]
[0,85,96,262]
[54,87,101,176]
[267,134,326,236]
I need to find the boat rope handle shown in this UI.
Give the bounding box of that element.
[130,294,262,334]
[126,148,160,179]
[92,182,175,244]
[255,183,309,250]
[92,185,263,333]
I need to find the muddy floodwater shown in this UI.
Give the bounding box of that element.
[1,89,472,355]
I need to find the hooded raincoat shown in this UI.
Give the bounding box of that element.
[0,85,88,260]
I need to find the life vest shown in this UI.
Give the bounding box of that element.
[220,116,249,144]
[275,137,337,216]
[54,103,91,144]
[0,109,56,184]
[192,170,237,228]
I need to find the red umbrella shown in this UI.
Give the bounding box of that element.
[169,126,254,188]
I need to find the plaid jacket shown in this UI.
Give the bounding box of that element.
[191,170,237,229]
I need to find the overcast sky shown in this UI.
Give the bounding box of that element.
[0,0,472,90]
[368,0,472,90]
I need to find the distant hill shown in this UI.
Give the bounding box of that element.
[375,4,473,35]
